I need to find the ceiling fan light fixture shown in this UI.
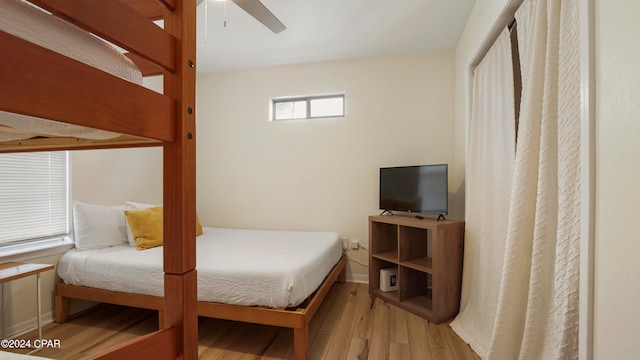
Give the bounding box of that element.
[198,0,286,34]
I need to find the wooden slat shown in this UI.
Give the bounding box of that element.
[0,31,175,142]
[0,125,51,138]
[125,52,165,77]
[122,0,166,20]
[198,301,305,329]
[88,327,178,360]
[302,255,348,322]
[0,135,161,154]
[160,0,177,11]
[56,283,165,311]
[29,0,176,72]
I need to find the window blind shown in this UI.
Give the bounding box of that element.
[0,152,69,245]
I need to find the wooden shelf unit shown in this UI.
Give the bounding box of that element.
[368,215,464,323]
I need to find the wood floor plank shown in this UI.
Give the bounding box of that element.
[317,282,355,336]
[368,298,391,360]
[236,325,280,360]
[322,284,361,360]
[312,282,355,359]
[197,318,236,356]
[307,280,342,342]
[426,320,455,360]
[389,304,409,345]
[345,338,369,360]
[389,342,410,360]
[200,322,253,359]
[307,333,331,360]
[260,329,295,360]
[442,320,481,360]
[6,283,478,360]
[351,287,375,340]
[406,312,433,360]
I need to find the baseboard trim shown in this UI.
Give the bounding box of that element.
[346,274,369,284]
[4,311,54,339]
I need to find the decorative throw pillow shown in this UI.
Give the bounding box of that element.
[73,202,127,251]
[123,202,204,249]
[195,213,203,236]
[124,206,163,250]
[124,201,156,246]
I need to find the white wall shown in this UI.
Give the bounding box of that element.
[196,53,456,281]
[594,0,640,357]
[72,147,163,205]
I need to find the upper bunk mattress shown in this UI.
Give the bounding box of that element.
[58,227,343,308]
[0,0,143,142]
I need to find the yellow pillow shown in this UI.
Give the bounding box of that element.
[125,206,204,250]
[195,213,203,236]
[125,206,163,250]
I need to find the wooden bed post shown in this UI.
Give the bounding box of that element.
[294,327,309,360]
[163,0,198,359]
[54,291,70,324]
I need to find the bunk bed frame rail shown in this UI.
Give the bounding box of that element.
[55,256,347,360]
[0,0,198,358]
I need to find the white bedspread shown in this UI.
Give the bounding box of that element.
[57,227,343,308]
[0,352,50,360]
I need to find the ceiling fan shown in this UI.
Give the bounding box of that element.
[199,0,286,34]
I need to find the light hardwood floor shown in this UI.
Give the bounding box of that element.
[7,283,479,359]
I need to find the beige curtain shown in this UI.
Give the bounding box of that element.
[449,28,516,358]
[488,0,581,358]
[453,0,581,359]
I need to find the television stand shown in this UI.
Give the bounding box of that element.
[437,214,446,221]
[380,209,394,216]
[369,215,464,323]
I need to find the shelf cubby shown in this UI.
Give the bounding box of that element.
[368,215,464,323]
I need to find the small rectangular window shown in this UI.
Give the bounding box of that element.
[274,100,307,120]
[271,94,344,121]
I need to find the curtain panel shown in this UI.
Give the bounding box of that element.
[449,28,516,358]
[452,0,581,359]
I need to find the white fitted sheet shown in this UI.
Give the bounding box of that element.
[57,227,343,308]
[0,0,143,142]
[0,351,50,360]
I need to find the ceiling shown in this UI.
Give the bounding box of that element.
[195,0,477,74]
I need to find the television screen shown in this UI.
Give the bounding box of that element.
[379,164,448,215]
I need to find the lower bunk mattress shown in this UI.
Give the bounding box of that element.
[57,227,343,309]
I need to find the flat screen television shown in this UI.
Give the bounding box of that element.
[379,164,448,218]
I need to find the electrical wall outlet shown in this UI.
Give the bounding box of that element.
[341,236,349,250]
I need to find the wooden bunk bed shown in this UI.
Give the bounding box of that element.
[0,1,346,359]
[0,0,198,358]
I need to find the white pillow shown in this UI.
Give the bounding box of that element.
[73,202,127,251]
[124,201,158,246]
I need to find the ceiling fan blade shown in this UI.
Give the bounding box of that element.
[230,0,286,33]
